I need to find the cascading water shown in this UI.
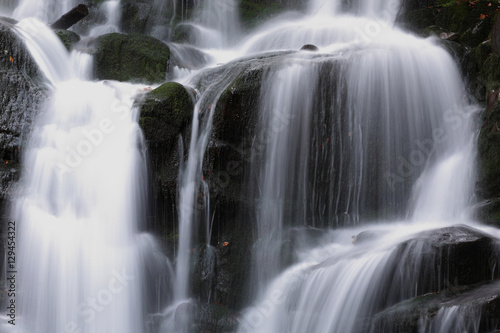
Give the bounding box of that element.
[88,0,121,37]
[13,0,75,23]
[180,0,241,49]
[229,1,496,333]
[6,17,171,333]
[4,0,500,331]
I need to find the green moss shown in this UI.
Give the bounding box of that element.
[139,82,194,144]
[480,54,500,93]
[476,40,493,65]
[477,103,500,216]
[54,29,80,51]
[94,33,170,83]
[240,1,286,29]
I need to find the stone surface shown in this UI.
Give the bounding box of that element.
[0,18,45,200]
[372,281,500,333]
[94,32,170,83]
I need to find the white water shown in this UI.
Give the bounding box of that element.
[10,18,167,333]
[228,1,493,333]
[6,0,500,332]
[13,0,75,23]
[89,0,121,37]
[187,0,241,48]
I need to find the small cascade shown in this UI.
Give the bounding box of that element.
[190,0,241,48]
[250,63,317,292]
[308,0,401,19]
[11,18,171,333]
[231,0,489,331]
[89,0,121,37]
[425,306,481,332]
[13,0,74,23]
[5,0,500,331]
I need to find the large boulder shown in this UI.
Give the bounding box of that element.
[94,32,170,83]
[138,81,194,253]
[383,225,500,296]
[477,101,500,224]
[0,18,45,199]
[372,281,500,332]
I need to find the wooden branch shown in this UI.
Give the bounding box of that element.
[50,4,89,30]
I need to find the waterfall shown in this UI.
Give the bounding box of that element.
[233,0,489,331]
[4,0,500,331]
[188,0,241,48]
[10,18,170,333]
[88,0,122,37]
[13,0,75,23]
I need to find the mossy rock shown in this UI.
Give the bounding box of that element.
[436,1,498,43]
[54,29,81,51]
[476,39,493,65]
[119,0,168,35]
[138,82,194,243]
[399,8,437,33]
[94,32,170,83]
[140,82,194,144]
[458,18,494,48]
[372,281,500,332]
[422,25,445,37]
[0,19,45,199]
[479,53,500,93]
[477,102,500,223]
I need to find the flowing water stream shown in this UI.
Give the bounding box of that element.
[3,0,500,332]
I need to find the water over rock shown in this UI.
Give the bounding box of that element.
[477,100,500,224]
[383,224,500,296]
[372,281,500,333]
[138,81,195,252]
[53,28,80,50]
[0,18,45,199]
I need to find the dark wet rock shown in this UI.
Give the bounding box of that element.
[398,7,436,32]
[120,0,151,34]
[300,44,318,51]
[94,32,170,83]
[168,43,211,73]
[54,29,81,50]
[372,281,500,333]
[422,25,445,38]
[476,39,493,68]
[171,23,194,44]
[352,230,383,245]
[477,101,500,224]
[0,18,46,199]
[138,82,194,250]
[379,224,500,304]
[240,1,289,30]
[459,19,494,49]
[492,13,500,55]
[440,32,460,41]
[193,303,239,333]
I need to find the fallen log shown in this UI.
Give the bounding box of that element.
[50,4,89,30]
